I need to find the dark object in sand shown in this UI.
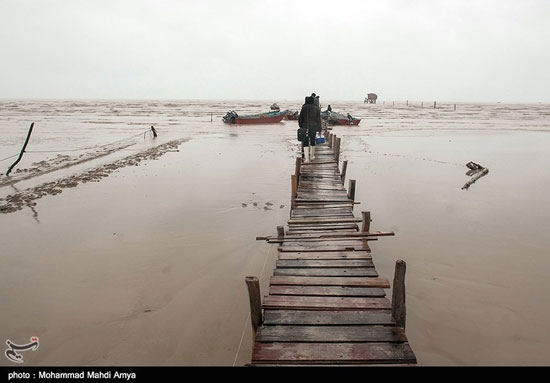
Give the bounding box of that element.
[6,122,34,176]
[462,161,489,190]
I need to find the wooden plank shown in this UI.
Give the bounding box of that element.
[291,208,353,216]
[255,326,408,343]
[287,224,359,231]
[263,310,395,326]
[275,231,394,240]
[288,217,362,224]
[270,276,390,288]
[252,342,417,365]
[273,267,378,277]
[262,295,391,310]
[278,251,371,260]
[276,259,374,268]
[267,236,378,246]
[278,245,372,253]
[294,200,353,204]
[280,230,358,236]
[273,268,378,277]
[279,240,371,247]
[268,285,386,297]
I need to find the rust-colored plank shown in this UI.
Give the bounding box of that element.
[268,285,386,297]
[252,342,417,365]
[270,276,390,288]
[262,295,391,310]
[263,310,395,326]
[255,326,408,343]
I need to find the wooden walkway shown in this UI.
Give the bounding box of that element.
[246,133,417,366]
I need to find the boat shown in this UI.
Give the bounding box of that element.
[284,110,299,120]
[321,110,361,126]
[222,110,286,125]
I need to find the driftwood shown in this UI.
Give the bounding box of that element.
[462,161,489,190]
[6,122,35,176]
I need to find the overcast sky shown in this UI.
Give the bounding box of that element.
[1,0,549,102]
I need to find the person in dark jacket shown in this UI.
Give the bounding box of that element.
[298,96,322,161]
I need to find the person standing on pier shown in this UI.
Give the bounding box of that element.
[299,96,322,162]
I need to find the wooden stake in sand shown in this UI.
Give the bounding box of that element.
[6,122,34,177]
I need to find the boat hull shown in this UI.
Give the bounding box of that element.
[224,111,285,125]
[329,118,361,126]
[235,113,285,124]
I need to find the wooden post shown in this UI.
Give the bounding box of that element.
[341,160,348,182]
[331,134,336,151]
[406,100,408,106]
[335,137,341,163]
[277,226,285,238]
[211,113,213,122]
[434,101,437,109]
[328,133,333,148]
[392,260,407,328]
[245,276,262,336]
[347,179,356,201]
[291,174,297,208]
[295,157,302,185]
[361,211,371,232]
[454,104,456,111]
[421,102,423,108]
[6,122,34,177]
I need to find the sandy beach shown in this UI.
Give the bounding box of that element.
[1,100,550,365]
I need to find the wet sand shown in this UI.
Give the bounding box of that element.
[1,101,550,365]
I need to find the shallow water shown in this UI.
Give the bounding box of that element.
[1,100,550,365]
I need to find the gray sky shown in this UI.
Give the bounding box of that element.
[1,0,549,102]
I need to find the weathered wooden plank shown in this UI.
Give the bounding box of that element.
[276,259,374,268]
[268,285,385,297]
[288,217,362,224]
[298,185,346,191]
[293,201,356,207]
[270,276,390,288]
[278,251,371,260]
[280,230,358,236]
[252,342,417,365]
[262,295,391,310]
[275,231,394,240]
[279,245,371,253]
[287,224,359,231]
[297,191,350,198]
[293,203,354,209]
[273,268,377,277]
[294,197,355,201]
[280,240,371,247]
[291,208,353,216]
[263,310,395,326]
[270,237,375,244]
[255,326,407,343]
[290,212,355,219]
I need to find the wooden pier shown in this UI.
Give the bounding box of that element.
[246,132,417,366]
